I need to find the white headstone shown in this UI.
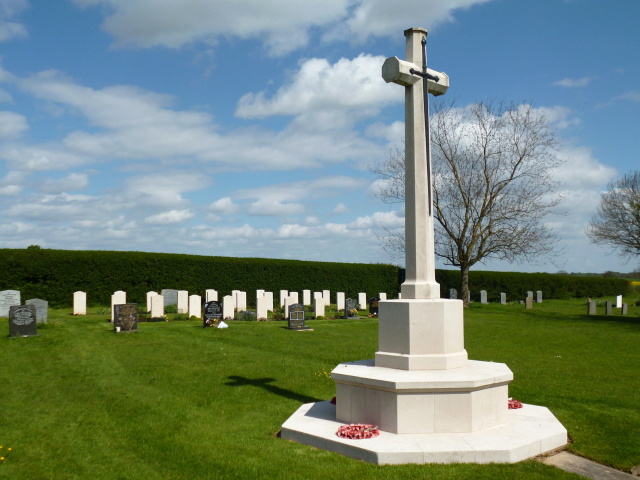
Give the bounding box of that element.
[206,289,218,302]
[616,295,622,308]
[303,290,311,306]
[336,292,345,311]
[358,292,366,310]
[536,291,543,303]
[177,290,189,314]
[235,291,247,311]
[146,291,158,312]
[527,291,533,299]
[256,296,268,320]
[264,291,274,311]
[480,290,487,304]
[289,291,299,304]
[150,294,164,318]
[314,298,325,318]
[231,290,240,308]
[223,295,234,319]
[379,293,387,301]
[280,290,289,307]
[283,296,292,318]
[189,294,202,318]
[0,290,21,317]
[111,290,126,323]
[73,291,86,315]
[322,290,330,306]
[256,289,265,298]
[500,292,507,305]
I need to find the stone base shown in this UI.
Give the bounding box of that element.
[281,400,567,465]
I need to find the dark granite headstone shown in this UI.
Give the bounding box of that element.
[203,300,223,327]
[605,300,612,315]
[9,305,38,337]
[287,303,309,330]
[0,290,21,318]
[449,288,457,299]
[26,298,48,324]
[369,297,380,316]
[161,289,178,307]
[344,298,359,319]
[114,303,138,332]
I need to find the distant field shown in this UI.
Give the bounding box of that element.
[0,297,638,479]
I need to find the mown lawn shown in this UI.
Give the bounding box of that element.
[0,297,638,479]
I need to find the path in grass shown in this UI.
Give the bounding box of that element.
[1,298,637,479]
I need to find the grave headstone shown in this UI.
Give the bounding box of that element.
[527,291,533,300]
[111,290,126,323]
[189,294,202,318]
[500,292,507,305]
[536,291,543,303]
[256,296,268,320]
[256,289,265,298]
[379,293,387,301]
[302,290,311,306]
[605,300,612,315]
[26,298,48,324]
[314,298,325,318]
[114,303,138,332]
[222,295,234,319]
[369,297,380,316]
[336,292,345,311]
[150,295,164,319]
[467,291,471,303]
[621,303,628,315]
[344,298,359,319]
[525,297,533,309]
[587,300,596,315]
[177,290,189,314]
[264,291,274,311]
[9,305,37,337]
[287,303,310,330]
[480,290,487,304]
[235,291,247,311]
[0,290,21,317]
[449,288,457,299]
[73,291,86,315]
[323,290,331,306]
[289,292,299,304]
[616,295,622,309]
[161,289,178,307]
[203,300,223,327]
[146,291,158,312]
[205,289,218,302]
[280,290,289,307]
[358,293,366,310]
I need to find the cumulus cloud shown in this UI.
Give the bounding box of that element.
[145,209,194,224]
[208,196,239,215]
[0,110,28,138]
[41,173,89,193]
[0,0,28,42]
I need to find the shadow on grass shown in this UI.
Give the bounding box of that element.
[225,375,321,404]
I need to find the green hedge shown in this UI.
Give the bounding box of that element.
[0,249,629,308]
[0,249,400,307]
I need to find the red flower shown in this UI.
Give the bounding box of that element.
[508,398,523,409]
[336,424,380,439]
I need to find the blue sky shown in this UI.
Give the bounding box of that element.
[0,0,638,273]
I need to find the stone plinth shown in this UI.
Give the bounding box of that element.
[375,299,468,370]
[333,360,511,434]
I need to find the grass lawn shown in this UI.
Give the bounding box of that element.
[0,297,638,479]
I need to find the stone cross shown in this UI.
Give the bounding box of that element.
[382,27,449,300]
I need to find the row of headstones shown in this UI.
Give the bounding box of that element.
[587,295,629,315]
[1,290,48,338]
[99,289,389,322]
[449,289,543,305]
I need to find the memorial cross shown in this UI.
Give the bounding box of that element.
[382,27,449,300]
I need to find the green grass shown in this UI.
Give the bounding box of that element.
[0,298,638,479]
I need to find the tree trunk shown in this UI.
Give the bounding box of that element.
[460,262,470,308]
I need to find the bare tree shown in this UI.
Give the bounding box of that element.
[586,171,640,259]
[371,100,563,306]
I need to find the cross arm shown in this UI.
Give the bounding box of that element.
[381,56,449,96]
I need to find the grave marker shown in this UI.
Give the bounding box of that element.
[525,297,533,309]
[73,291,86,315]
[256,296,268,320]
[616,295,622,308]
[449,288,457,299]
[314,298,325,318]
[287,303,310,330]
[536,291,543,303]
[206,289,218,302]
[114,303,138,332]
[358,293,366,310]
[150,295,164,319]
[111,290,126,323]
[500,292,507,305]
[369,297,380,316]
[344,298,359,318]
[605,300,612,315]
[222,295,234,319]
[587,300,596,315]
[177,290,189,314]
[0,290,21,317]
[480,290,487,304]
[9,305,38,337]
[26,298,48,324]
[189,294,202,318]
[336,292,345,311]
[621,303,628,315]
[302,290,311,306]
[203,301,223,327]
[146,291,158,312]
[161,289,178,306]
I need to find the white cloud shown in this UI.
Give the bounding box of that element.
[332,203,349,214]
[41,173,89,193]
[0,0,28,42]
[247,199,305,217]
[208,196,239,215]
[348,210,403,229]
[0,184,21,196]
[614,90,640,103]
[122,172,211,209]
[0,110,27,138]
[145,209,194,225]
[553,77,594,88]
[536,106,580,130]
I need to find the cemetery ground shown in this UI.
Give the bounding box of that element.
[1,299,638,480]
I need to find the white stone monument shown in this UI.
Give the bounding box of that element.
[314,298,325,318]
[189,294,202,318]
[73,291,86,315]
[302,290,311,306]
[235,291,247,311]
[177,290,188,314]
[110,290,126,323]
[357,292,366,310]
[280,290,288,307]
[264,291,274,311]
[222,295,234,319]
[336,292,345,311]
[206,289,218,302]
[146,291,158,312]
[281,27,566,465]
[322,290,330,306]
[256,296,269,320]
[150,295,164,318]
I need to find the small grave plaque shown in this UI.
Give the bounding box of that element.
[9,305,38,337]
[114,303,138,332]
[344,298,359,319]
[287,303,309,330]
[369,297,380,316]
[203,301,223,327]
[26,298,48,324]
